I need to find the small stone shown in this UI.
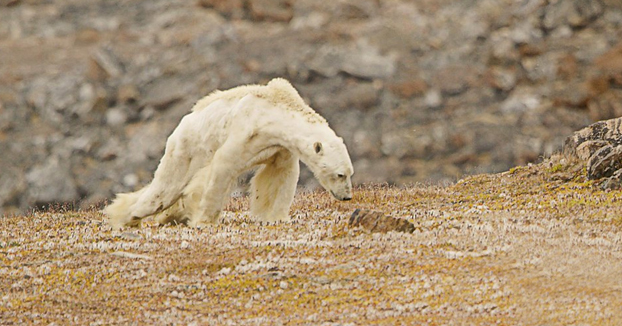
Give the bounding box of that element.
[340,82,379,110]
[140,106,156,121]
[290,12,329,30]
[119,232,142,241]
[335,0,377,19]
[89,47,124,80]
[432,65,478,96]
[197,0,245,19]
[110,251,152,260]
[341,43,396,79]
[141,77,186,111]
[486,67,517,92]
[388,79,428,98]
[180,241,190,249]
[218,267,232,275]
[106,107,127,127]
[424,89,442,109]
[248,0,292,22]
[542,0,603,30]
[500,92,540,114]
[122,173,139,188]
[117,84,140,103]
[279,281,289,290]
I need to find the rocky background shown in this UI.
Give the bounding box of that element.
[0,0,621,214]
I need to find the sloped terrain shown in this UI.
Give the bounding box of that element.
[2,158,622,325]
[2,0,622,214]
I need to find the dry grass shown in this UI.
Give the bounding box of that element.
[2,158,622,325]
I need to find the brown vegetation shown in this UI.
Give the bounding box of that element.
[2,158,622,324]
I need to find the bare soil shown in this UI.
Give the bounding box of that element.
[2,158,622,325]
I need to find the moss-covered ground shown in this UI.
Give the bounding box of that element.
[2,157,622,325]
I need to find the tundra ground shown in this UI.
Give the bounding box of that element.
[2,158,622,325]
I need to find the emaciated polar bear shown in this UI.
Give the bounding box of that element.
[105,78,354,229]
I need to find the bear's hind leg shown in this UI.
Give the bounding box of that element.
[250,150,300,223]
[187,151,239,227]
[156,165,208,226]
[153,198,187,226]
[105,187,147,229]
[106,134,196,230]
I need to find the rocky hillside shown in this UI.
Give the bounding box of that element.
[1,0,622,214]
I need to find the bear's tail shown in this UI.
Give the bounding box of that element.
[104,187,146,230]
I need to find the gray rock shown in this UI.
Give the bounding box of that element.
[380,130,432,159]
[289,11,329,30]
[542,0,603,30]
[587,145,622,180]
[601,168,622,190]
[424,89,443,109]
[307,46,343,78]
[575,140,609,161]
[500,92,541,115]
[488,28,520,63]
[335,0,378,20]
[521,54,558,82]
[487,67,517,92]
[70,136,94,154]
[248,0,293,22]
[97,137,123,161]
[308,43,396,79]
[564,117,622,158]
[122,173,139,188]
[432,65,478,96]
[338,82,379,110]
[105,107,128,127]
[341,44,396,79]
[25,156,79,207]
[563,117,622,180]
[141,77,187,111]
[91,46,124,79]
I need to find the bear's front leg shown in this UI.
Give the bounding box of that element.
[250,149,299,223]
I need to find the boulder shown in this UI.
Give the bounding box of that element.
[564,117,622,158]
[564,117,622,182]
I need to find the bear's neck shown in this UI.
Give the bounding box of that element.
[267,119,330,167]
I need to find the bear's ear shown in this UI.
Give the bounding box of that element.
[314,142,323,155]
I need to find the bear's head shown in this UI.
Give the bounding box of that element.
[307,138,354,201]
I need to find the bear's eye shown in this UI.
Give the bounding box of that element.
[337,173,345,178]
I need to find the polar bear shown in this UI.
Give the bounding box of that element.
[105,78,354,229]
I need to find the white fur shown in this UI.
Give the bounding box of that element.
[105,78,354,229]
